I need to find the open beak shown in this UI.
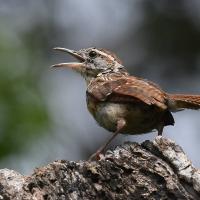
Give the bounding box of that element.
[51,47,85,69]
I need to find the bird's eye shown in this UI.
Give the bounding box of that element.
[89,51,97,58]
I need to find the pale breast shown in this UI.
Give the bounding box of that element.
[89,101,161,134]
[95,103,127,131]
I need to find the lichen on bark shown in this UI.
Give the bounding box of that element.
[0,136,200,199]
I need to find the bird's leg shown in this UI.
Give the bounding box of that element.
[157,124,164,136]
[88,118,126,161]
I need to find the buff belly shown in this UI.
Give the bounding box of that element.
[87,101,163,135]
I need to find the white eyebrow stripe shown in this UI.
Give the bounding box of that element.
[94,49,115,61]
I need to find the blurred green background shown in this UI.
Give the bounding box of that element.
[0,0,200,174]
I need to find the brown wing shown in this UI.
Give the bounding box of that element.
[87,76,167,110]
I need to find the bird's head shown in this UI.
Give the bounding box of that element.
[52,47,126,81]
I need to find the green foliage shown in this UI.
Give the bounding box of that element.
[0,26,50,158]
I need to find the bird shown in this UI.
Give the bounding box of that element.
[52,47,200,160]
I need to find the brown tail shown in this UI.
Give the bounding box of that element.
[168,94,200,110]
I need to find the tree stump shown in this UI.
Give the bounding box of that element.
[0,136,200,199]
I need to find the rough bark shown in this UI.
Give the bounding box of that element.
[0,136,200,200]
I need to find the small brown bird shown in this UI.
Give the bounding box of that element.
[52,47,200,160]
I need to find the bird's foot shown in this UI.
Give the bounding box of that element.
[88,150,102,161]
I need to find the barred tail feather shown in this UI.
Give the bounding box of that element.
[168,94,200,111]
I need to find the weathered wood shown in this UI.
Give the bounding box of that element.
[0,136,200,199]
